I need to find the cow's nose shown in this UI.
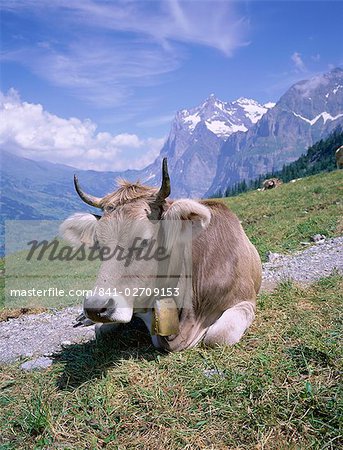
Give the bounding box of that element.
[84,294,133,324]
[83,296,115,323]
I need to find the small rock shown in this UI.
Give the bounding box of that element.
[203,368,225,378]
[266,251,282,263]
[20,356,53,371]
[61,340,72,346]
[310,234,326,243]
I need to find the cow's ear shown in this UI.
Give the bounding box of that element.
[59,213,98,247]
[163,200,211,237]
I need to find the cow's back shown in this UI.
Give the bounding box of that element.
[194,200,261,313]
[158,199,262,351]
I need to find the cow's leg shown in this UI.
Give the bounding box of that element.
[203,301,255,346]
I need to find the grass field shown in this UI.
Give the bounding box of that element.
[0,274,342,449]
[0,171,342,449]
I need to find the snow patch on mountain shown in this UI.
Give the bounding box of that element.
[292,111,343,125]
[333,85,342,95]
[264,102,276,109]
[232,97,273,124]
[177,94,273,139]
[206,120,247,136]
[325,84,342,98]
[181,111,201,131]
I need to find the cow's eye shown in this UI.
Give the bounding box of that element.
[105,205,115,213]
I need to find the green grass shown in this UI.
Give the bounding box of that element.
[224,170,343,260]
[0,273,342,449]
[1,240,101,311]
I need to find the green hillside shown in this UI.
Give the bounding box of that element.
[224,128,343,197]
[224,170,343,260]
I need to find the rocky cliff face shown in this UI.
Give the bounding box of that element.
[207,68,343,196]
[139,94,272,197]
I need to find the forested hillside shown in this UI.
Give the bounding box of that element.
[221,128,342,197]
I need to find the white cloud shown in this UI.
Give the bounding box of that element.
[0,89,164,171]
[291,52,306,72]
[2,0,249,55]
[1,0,250,107]
[2,41,181,108]
[295,73,329,97]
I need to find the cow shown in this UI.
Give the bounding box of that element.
[336,146,343,169]
[60,159,262,351]
[262,178,283,190]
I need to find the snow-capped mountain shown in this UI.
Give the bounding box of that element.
[139,94,274,197]
[207,67,343,196]
[177,94,274,138]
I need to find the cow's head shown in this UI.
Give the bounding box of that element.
[60,159,211,324]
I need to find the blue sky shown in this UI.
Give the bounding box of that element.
[1,0,342,171]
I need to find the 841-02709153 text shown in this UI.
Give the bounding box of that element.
[8,287,181,299]
[77,286,180,298]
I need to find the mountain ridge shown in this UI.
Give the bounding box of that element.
[133,93,273,197]
[206,67,343,196]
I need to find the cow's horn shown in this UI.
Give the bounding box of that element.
[74,175,102,208]
[155,158,170,202]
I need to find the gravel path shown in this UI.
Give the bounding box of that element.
[0,237,342,367]
[0,307,94,365]
[262,236,343,288]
